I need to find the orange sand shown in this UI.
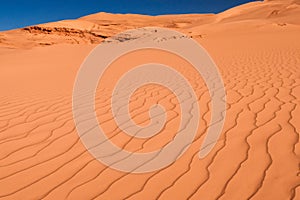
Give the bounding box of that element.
[0,0,299,199]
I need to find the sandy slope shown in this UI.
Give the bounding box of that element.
[0,0,300,199]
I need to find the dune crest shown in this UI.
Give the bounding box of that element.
[1,0,299,49]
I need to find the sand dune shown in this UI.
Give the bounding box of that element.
[217,0,300,24]
[0,0,299,199]
[1,0,299,49]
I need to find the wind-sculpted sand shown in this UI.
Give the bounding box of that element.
[0,0,300,199]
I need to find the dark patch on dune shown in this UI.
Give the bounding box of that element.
[22,26,109,39]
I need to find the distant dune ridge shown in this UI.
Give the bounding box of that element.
[0,0,299,48]
[0,0,299,199]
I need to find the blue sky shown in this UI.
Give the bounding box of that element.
[0,0,258,31]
